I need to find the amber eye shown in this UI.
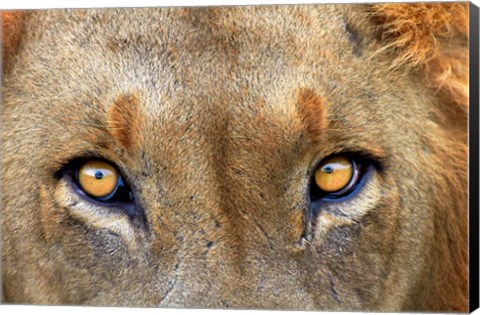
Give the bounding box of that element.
[61,158,137,216]
[77,160,119,198]
[310,155,363,202]
[74,159,133,203]
[315,156,353,193]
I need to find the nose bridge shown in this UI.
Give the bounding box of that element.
[158,141,309,308]
[144,97,250,305]
[145,83,310,307]
[151,175,252,308]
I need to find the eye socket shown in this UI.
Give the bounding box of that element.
[57,158,145,224]
[75,159,133,203]
[309,154,364,202]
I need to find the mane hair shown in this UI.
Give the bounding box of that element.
[368,3,469,110]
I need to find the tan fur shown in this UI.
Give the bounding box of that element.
[368,5,469,309]
[1,4,469,311]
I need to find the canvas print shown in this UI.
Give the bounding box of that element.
[0,2,473,312]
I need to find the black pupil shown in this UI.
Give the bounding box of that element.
[95,171,104,180]
[323,165,334,174]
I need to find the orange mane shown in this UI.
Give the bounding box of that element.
[369,3,469,109]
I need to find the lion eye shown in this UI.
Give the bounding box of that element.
[76,160,132,203]
[310,155,363,201]
[78,160,118,198]
[315,156,353,193]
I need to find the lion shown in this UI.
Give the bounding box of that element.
[1,3,469,311]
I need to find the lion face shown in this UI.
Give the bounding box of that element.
[1,4,468,311]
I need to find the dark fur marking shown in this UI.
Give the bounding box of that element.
[345,23,363,57]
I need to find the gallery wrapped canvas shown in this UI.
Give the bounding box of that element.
[1,1,478,312]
